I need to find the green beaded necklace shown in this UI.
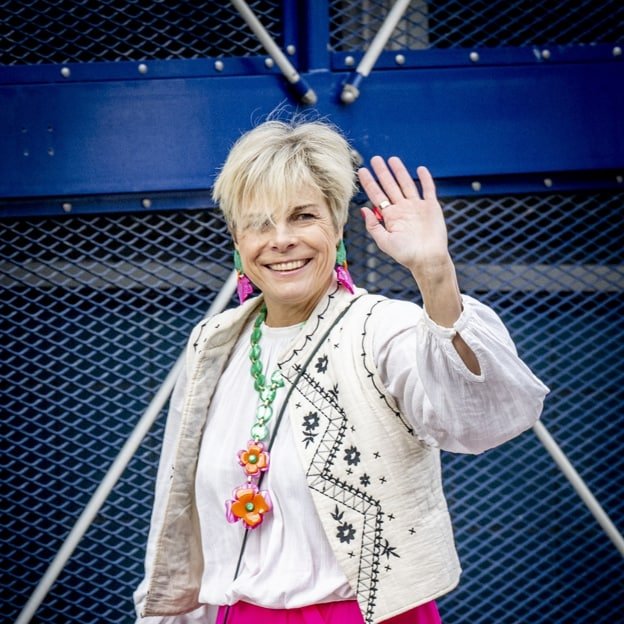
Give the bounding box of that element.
[225,304,285,530]
[248,305,285,441]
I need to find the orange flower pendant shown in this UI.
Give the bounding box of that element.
[238,440,270,477]
[226,440,272,529]
[226,484,272,529]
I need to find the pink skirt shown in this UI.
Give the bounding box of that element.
[215,599,441,624]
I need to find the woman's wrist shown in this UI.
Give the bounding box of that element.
[412,256,463,329]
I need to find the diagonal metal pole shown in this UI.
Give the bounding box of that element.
[341,0,412,104]
[532,420,624,556]
[15,270,238,624]
[230,0,317,105]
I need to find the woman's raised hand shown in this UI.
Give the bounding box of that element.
[357,156,452,284]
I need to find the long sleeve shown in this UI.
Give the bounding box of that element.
[374,295,549,454]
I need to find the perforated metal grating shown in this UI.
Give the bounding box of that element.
[0,0,282,65]
[3,191,623,622]
[329,0,623,51]
[3,0,622,67]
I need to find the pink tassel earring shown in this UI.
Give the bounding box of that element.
[234,249,253,304]
[335,240,355,294]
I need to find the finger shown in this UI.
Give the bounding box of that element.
[416,166,437,201]
[388,156,419,198]
[360,207,389,245]
[369,156,404,205]
[357,166,389,209]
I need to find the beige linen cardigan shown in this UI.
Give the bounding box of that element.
[142,285,462,623]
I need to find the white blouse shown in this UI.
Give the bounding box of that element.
[190,295,548,609]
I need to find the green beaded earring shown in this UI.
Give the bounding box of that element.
[234,248,243,273]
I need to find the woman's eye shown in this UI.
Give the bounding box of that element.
[295,212,315,221]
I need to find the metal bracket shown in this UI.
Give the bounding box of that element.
[341,0,412,104]
[230,0,317,105]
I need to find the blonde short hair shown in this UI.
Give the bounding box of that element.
[212,118,357,233]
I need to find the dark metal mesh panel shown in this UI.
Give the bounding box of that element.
[2,208,233,621]
[330,0,624,52]
[0,0,282,65]
[3,191,622,622]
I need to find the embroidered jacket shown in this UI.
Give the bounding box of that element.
[140,285,545,623]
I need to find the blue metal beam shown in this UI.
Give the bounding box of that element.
[1,60,622,204]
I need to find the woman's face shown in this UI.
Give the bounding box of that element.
[234,186,342,327]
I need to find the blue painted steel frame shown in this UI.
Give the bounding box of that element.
[0,2,622,215]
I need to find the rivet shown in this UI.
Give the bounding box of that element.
[60,66,71,78]
[341,89,356,104]
[345,55,355,67]
[138,63,148,74]
[48,126,53,133]
[613,46,622,57]
[48,147,55,156]
[264,57,274,68]
[541,49,551,60]
[544,178,553,188]
[62,202,72,213]
[469,51,479,63]
[395,54,405,65]
[471,181,481,192]
[214,60,224,71]
[142,198,152,209]
[616,175,623,184]
[23,149,29,157]
[286,44,296,55]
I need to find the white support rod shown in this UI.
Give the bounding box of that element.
[532,420,624,557]
[229,0,317,104]
[357,0,412,77]
[15,270,238,624]
[341,0,412,103]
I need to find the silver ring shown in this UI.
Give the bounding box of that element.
[378,200,391,210]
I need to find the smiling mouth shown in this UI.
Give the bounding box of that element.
[267,259,309,272]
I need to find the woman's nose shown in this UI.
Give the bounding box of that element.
[270,221,296,249]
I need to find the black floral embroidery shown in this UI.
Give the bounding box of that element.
[337,522,356,544]
[302,411,320,448]
[331,506,356,543]
[360,473,371,487]
[344,445,361,466]
[381,538,400,559]
[303,411,319,430]
[315,354,328,373]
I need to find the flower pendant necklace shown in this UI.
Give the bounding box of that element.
[225,304,284,529]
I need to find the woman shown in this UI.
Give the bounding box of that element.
[134,118,548,624]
